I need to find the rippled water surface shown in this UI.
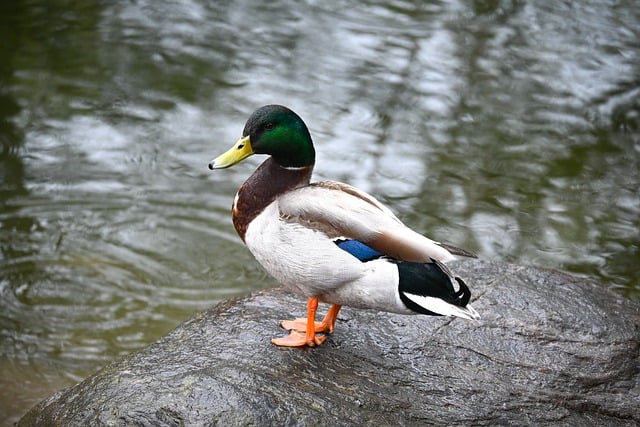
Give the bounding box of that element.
[1,0,639,423]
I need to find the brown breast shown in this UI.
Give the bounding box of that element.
[232,157,313,241]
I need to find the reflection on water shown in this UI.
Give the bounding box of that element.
[1,0,638,423]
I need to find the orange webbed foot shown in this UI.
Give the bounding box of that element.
[271,298,341,348]
[271,330,327,347]
[279,304,342,333]
[280,318,329,333]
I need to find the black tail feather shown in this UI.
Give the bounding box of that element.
[454,277,471,307]
[397,261,472,315]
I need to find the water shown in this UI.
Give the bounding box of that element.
[1,0,638,423]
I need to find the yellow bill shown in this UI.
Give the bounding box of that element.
[208,135,254,170]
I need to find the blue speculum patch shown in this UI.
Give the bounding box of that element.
[335,239,384,262]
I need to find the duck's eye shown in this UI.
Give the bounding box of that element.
[265,122,275,131]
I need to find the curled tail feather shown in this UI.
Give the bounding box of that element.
[397,261,479,320]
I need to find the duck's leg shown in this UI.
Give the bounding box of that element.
[271,297,327,347]
[319,304,341,332]
[280,304,342,333]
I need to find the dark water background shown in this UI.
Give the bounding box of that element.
[1,0,638,423]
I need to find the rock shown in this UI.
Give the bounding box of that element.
[19,260,640,426]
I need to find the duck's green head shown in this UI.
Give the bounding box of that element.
[209,105,315,170]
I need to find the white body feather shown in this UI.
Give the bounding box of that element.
[244,188,478,318]
[245,205,412,313]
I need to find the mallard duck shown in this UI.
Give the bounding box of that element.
[208,105,479,347]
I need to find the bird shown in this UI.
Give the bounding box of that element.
[208,104,479,347]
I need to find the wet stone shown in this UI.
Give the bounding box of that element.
[19,260,640,426]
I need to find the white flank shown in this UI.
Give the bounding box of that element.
[403,293,480,320]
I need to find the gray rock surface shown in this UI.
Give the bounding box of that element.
[19,260,640,426]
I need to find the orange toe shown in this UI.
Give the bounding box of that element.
[272,297,336,347]
[280,318,328,333]
[279,304,342,334]
[271,330,326,347]
[271,330,308,347]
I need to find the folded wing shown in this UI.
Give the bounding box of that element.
[278,181,473,263]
